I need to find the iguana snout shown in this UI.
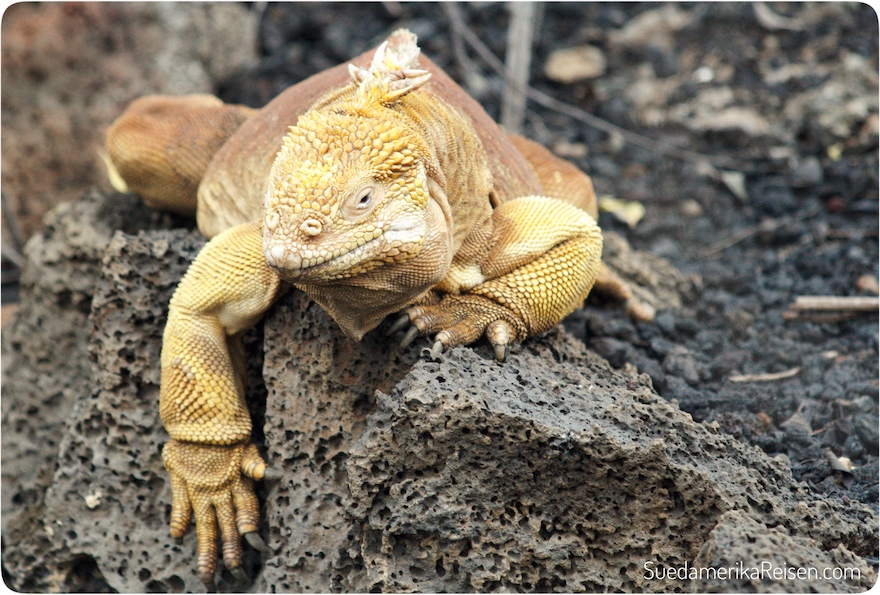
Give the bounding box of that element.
[262,189,431,284]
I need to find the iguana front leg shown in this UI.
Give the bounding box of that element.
[395,196,603,360]
[159,221,286,587]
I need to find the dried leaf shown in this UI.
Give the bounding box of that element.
[827,143,843,161]
[856,275,879,295]
[720,170,748,202]
[599,196,646,229]
[780,410,812,434]
[823,449,852,470]
[544,45,607,83]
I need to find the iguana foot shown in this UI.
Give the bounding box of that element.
[394,294,527,362]
[162,439,272,588]
[594,231,697,320]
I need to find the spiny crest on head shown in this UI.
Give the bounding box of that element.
[348,29,432,106]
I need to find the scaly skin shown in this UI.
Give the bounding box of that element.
[105,29,620,589]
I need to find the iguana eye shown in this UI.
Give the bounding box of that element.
[355,188,373,209]
[342,184,382,220]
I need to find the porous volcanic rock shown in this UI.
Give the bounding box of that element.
[692,511,875,593]
[1,191,876,592]
[0,190,179,519]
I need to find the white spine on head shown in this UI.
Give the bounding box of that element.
[349,29,432,104]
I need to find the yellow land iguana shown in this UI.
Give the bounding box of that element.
[105,30,653,589]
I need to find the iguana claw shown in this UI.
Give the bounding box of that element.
[260,468,282,482]
[400,325,421,348]
[492,343,509,362]
[230,567,248,583]
[386,313,412,336]
[244,531,272,553]
[486,319,513,362]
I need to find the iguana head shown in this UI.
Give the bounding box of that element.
[262,30,446,288]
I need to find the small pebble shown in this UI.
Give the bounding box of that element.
[552,141,588,159]
[544,45,607,83]
[680,199,703,218]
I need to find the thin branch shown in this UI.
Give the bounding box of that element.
[501,2,538,134]
[729,367,801,383]
[1,192,25,252]
[443,3,735,170]
[703,203,823,257]
[790,296,879,312]
[782,311,864,323]
[703,223,767,257]
[827,228,879,239]
[1,240,24,269]
[448,6,489,98]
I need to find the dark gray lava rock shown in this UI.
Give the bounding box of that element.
[2,191,876,592]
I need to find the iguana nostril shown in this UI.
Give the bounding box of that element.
[300,218,323,236]
[265,211,279,232]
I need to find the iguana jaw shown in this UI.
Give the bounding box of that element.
[264,213,427,283]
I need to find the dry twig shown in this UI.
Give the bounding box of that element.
[442,3,736,171]
[703,224,769,257]
[500,2,538,134]
[783,295,878,322]
[782,311,864,323]
[703,204,823,257]
[729,367,801,383]
[827,228,879,239]
[1,192,24,252]
[1,239,24,269]
[790,296,879,312]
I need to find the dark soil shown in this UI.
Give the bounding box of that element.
[218,3,879,513]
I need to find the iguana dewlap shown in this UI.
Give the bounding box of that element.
[105,29,638,588]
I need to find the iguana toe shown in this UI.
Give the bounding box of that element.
[486,319,514,362]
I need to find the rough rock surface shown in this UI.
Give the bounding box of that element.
[0,192,194,591]
[692,511,874,592]
[0,191,180,519]
[1,3,257,241]
[1,191,875,593]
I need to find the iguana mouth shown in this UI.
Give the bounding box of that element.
[265,219,426,282]
[264,233,386,283]
[297,234,386,279]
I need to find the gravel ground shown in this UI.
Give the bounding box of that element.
[218,3,878,513]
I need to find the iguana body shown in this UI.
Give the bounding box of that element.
[105,30,636,587]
